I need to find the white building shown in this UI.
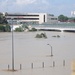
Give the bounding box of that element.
[5,13,58,25]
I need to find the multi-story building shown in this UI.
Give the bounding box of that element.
[5,13,58,25]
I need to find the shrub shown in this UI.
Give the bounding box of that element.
[41,33,47,38]
[35,33,47,38]
[15,27,23,32]
[0,25,5,32]
[5,25,11,32]
[29,28,37,31]
[35,34,42,38]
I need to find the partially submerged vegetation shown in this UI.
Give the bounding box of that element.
[35,33,47,39]
[29,28,37,31]
[14,27,24,32]
[14,25,37,32]
[52,35,60,38]
[0,24,11,32]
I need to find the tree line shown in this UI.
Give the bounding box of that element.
[58,15,75,22]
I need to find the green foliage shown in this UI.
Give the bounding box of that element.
[5,25,11,32]
[35,33,47,38]
[57,35,60,37]
[22,24,29,29]
[35,34,42,38]
[29,28,37,31]
[0,24,11,32]
[0,12,8,24]
[41,33,47,38]
[52,35,60,38]
[0,25,5,32]
[15,27,24,32]
[58,15,68,22]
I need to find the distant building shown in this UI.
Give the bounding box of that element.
[71,11,75,16]
[5,13,58,25]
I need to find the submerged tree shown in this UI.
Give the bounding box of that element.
[35,33,47,39]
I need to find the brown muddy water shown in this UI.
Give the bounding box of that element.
[0,31,75,75]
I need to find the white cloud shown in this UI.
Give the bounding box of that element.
[0,0,71,16]
[16,0,36,5]
[0,0,49,10]
[0,0,16,12]
[0,0,9,12]
[42,0,49,5]
[29,0,50,12]
[11,0,50,13]
[0,0,8,7]
[0,0,51,13]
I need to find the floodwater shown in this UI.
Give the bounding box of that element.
[0,31,75,75]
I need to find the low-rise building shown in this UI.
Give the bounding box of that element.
[5,13,58,25]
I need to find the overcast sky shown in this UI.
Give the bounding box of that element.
[0,0,75,16]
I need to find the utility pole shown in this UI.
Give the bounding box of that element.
[11,18,15,71]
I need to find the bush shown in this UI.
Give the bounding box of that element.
[29,28,37,31]
[57,35,60,37]
[35,33,47,38]
[41,33,47,38]
[0,25,5,32]
[22,25,29,29]
[5,25,11,32]
[52,35,60,38]
[15,27,23,32]
[0,24,11,32]
[35,34,42,38]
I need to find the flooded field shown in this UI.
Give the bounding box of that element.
[0,31,75,75]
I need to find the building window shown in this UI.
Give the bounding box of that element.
[6,14,39,16]
[51,18,57,20]
[44,15,45,22]
[6,18,39,20]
